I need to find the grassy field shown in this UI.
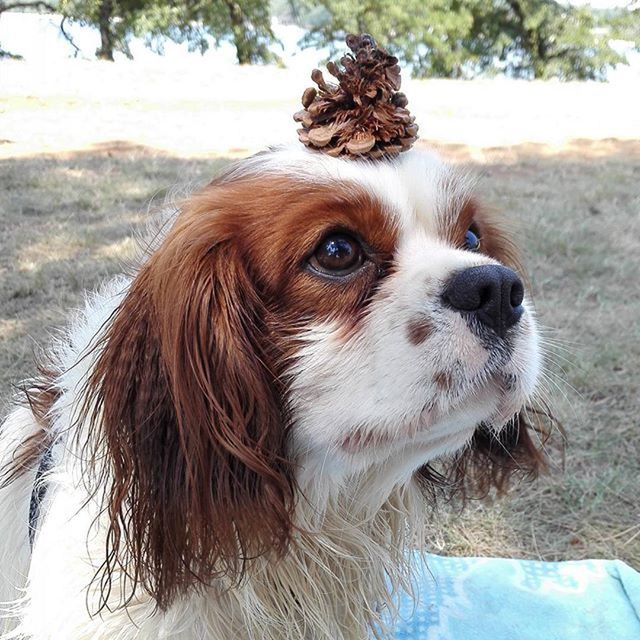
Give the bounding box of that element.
[1,61,639,569]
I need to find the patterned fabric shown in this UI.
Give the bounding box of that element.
[394,553,640,640]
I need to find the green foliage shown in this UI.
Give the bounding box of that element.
[59,0,147,59]
[603,6,640,49]
[300,0,479,78]
[299,0,630,80]
[3,0,635,79]
[495,1,626,80]
[58,0,279,63]
[148,0,278,65]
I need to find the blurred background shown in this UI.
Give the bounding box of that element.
[1,1,639,568]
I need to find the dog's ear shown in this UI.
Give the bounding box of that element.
[453,411,550,496]
[82,188,295,611]
[418,410,552,502]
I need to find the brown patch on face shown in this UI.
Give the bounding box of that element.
[434,370,453,391]
[182,172,399,327]
[245,182,397,322]
[189,172,400,357]
[406,317,434,345]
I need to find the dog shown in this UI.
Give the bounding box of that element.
[0,146,547,639]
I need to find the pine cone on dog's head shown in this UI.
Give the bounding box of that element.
[294,34,418,160]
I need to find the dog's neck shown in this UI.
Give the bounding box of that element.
[166,479,426,640]
[20,442,426,640]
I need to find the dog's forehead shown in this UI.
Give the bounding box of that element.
[236,146,472,237]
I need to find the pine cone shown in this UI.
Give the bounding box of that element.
[294,34,418,160]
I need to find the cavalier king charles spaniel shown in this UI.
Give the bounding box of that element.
[0,146,546,639]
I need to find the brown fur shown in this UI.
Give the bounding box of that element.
[81,215,293,610]
[418,405,555,501]
[433,371,453,391]
[0,362,59,488]
[3,165,553,617]
[406,317,434,345]
[76,175,402,612]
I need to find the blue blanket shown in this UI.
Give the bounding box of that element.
[394,554,640,639]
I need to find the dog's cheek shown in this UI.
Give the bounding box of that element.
[283,321,361,460]
[282,309,436,460]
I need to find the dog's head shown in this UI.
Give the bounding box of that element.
[84,147,547,609]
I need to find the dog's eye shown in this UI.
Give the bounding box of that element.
[463,225,481,252]
[309,234,363,276]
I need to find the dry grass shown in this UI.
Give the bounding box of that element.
[0,147,229,411]
[1,60,639,570]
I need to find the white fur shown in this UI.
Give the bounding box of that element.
[0,147,541,639]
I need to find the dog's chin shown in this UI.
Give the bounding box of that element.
[338,375,529,466]
[463,370,531,430]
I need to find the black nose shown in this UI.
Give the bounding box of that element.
[442,265,525,337]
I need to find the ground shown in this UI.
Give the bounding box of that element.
[1,59,639,569]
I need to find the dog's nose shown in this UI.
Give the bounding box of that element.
[443,265,524,337]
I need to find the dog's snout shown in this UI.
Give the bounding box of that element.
[443,265,524,337]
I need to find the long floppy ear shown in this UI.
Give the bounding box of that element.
[437,409,553,500]
[416,410,552,503]
[82,191,295,611]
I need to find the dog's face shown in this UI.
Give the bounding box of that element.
[85,147,544,608]
[198,149,541,486]
[266,151,541,486]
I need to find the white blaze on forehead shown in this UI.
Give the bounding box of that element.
[397,230,496,287]
[228,145,474,238]
[392,151,477,235]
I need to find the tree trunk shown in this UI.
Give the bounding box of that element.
[224,0,251,65]
[233,29,252,65]
[505,0,548,79]
[95,0,114,61]
[532,59,545,78]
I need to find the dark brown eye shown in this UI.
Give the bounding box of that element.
[309,233,363,276]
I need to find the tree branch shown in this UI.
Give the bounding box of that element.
[545,46,574,61]
[0,1,56,12]
[59,15,80,57]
